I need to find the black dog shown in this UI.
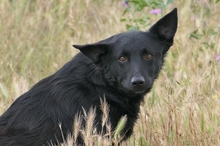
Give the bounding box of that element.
[0,8,177,145]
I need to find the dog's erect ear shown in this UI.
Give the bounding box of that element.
[73,38,113,66]
[149,8,178,46]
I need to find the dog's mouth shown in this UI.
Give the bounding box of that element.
[126,90,147,97]
[120,75,154,96]
[132,88,151,94]
[122,83,149,95]
[121,81,152,95]
[134,90,145,94]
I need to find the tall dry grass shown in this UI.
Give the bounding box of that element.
[0,0,220,145]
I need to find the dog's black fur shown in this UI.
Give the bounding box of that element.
[0,8,177,145]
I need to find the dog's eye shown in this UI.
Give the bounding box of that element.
[145,54,153,59]
[119,56,127,62]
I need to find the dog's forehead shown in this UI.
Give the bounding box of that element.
[118,31,148,42]
[113,31,162,52]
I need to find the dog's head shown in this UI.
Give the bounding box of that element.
[73,8,178,95]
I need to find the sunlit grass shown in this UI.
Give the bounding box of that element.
[0,0,220,145]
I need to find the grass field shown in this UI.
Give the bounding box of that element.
[0,0,220,145]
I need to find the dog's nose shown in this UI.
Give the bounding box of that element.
[131,76,145,87]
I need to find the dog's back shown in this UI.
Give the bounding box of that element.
[0,53,99,145]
